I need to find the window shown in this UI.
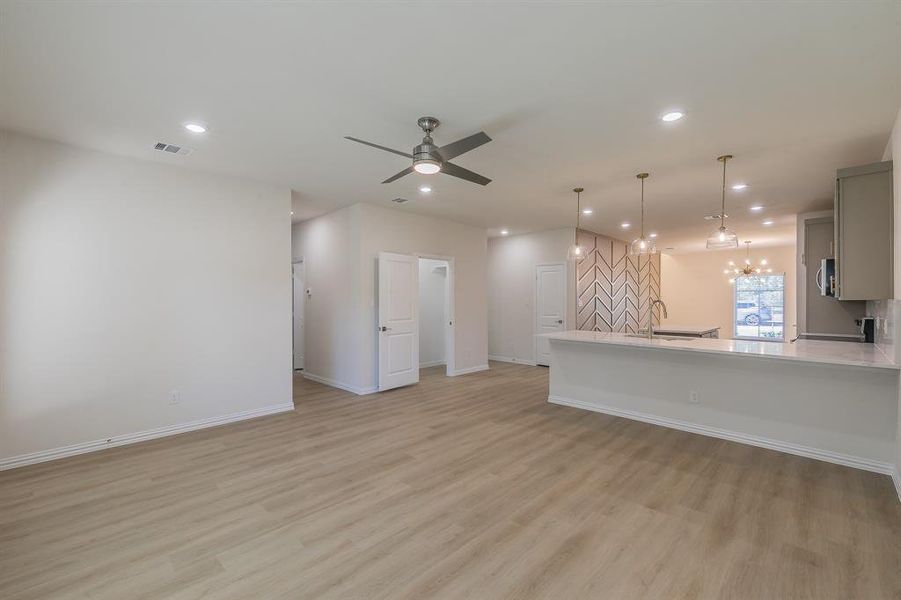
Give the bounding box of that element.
[734,274,785,340]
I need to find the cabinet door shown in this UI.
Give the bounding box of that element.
[836,164,893,300]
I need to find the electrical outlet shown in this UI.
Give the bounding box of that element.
[169,390,181,405]
[689,391,699,404]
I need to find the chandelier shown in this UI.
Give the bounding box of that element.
[725,241,772,283]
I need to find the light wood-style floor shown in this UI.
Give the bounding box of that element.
[1,362,900,599]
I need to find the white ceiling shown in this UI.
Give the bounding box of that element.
[2,2,899,252]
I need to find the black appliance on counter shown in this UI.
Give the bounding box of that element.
[857,317,876,344]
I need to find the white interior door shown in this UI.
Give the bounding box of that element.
[535,263,566,366]
[378,252,420,391]
[292,261,305,370]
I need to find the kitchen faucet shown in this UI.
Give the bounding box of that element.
[647,299,668,339]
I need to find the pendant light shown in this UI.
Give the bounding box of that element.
[724,240,773,283]
[629,172,656,255]
[706,154,739,249]
[567,187,586,261]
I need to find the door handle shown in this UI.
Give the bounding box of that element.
[815,267,823,292]
[556,319,564,324]
[379,326,391,332]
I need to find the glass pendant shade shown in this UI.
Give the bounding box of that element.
[567,243,587,261]
[706,225,739,249]
[629,172,656,255]
[706,154,739,250]
[630,236,657,255]
[568,187,586,262]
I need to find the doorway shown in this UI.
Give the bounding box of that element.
[534,262,566,366]
[419,258,450,371]
[292,259,304,370]
[376,252,455,392]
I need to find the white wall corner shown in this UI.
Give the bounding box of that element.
[449,364,490,376]
[488,354,537,366]
[893,466,901,503]
[303,372,378,396]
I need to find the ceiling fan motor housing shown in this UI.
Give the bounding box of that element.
[413,141,440,163]
[414,116,443,166]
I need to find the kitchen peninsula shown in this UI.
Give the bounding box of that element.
[544,331,899,474]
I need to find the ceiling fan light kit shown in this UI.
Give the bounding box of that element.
[706,154,740,249]
[345,116,492,185]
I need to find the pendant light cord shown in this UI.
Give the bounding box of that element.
[720,157,727,229]
[640,177,645,239]
[572,187,584,245]
[576,190,581,228]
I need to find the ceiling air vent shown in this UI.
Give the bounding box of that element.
[703,212,728,221]
[392,197,408,204]
[153,142,194,156]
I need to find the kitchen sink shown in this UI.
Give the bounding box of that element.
[625,334,694,341]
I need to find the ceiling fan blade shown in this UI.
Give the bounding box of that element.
[441,162,491,186]
[345,136,412,158]
[436,131,491,161]
[381,166,414,184]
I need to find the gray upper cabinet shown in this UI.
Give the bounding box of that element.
[834,160,893,301]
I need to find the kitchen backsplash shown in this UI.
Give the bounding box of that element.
[867,298,901,362]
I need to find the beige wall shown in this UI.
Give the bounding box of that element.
[882,105,900,493]
[660,245,797,339]
[487,228,575,364]
[293,203,488,393]
[886,107,900,299]
[1,131,293,464]
[358,203,488,387]
[292,205,364,391]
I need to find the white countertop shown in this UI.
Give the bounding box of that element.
[543,330,899,370]
[649,325,720,335]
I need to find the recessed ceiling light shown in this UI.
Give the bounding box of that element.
[582,208,593,215]
[621,222,631,229]
[762,219,774,226]
[419,186,432,193]
[500,229,509,236]
[184,123,207,134]
[749,205,764,211]
[649,232,658,238]
[661,111,684,122]
[732,183,748,191]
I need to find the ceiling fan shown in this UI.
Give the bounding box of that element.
[345,117,492,186]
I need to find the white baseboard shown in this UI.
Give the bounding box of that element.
[0,402,295,471]
[488,354,538,366]
[303,371,378,396]
[548,394,895,476]
[419,360,447,368]
[449,364,490,377]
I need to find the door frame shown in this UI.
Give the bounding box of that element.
[416,253,455,377]
[533,261,568,366]
[292,257,305,371]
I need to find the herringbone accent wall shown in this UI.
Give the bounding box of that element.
[576,229,661,333]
